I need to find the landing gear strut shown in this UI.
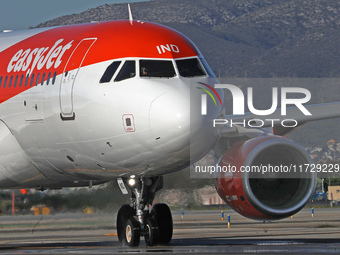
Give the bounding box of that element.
[116,176,173,247]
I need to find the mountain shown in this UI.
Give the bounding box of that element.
[35,0,340,146]
[36,0,340,78]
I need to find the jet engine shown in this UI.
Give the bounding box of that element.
[215,136,316,220]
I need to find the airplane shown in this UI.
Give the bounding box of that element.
[1,12,340,247]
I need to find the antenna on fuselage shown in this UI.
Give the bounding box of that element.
[128,4,133,25]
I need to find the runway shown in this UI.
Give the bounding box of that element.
[0,207,340,254]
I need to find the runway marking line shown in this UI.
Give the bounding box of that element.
[105,233,117,236]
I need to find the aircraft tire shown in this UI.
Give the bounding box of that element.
[125,217,140,247]
[144,217,159,246]
[116,204,135,244]
[151,203,173,244]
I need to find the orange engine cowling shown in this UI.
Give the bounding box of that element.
[215,136,316,220]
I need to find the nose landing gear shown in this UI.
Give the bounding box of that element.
[116,176,173,247]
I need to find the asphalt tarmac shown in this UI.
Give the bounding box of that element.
[0,207,340,254]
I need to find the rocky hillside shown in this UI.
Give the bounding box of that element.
[36,0,340,78]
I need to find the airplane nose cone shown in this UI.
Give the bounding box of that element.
[149,89,220,161]
[150,91,190,154]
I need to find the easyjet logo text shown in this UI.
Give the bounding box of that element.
[7,39,73,75]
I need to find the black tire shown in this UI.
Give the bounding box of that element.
[144,217,159,246]
[125,217,141,247]
[116,204,135,244]
[151,203,173,244]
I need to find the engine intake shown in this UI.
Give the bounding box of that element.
[215,136,316,220]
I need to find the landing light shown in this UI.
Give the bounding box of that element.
[128,178,136,186]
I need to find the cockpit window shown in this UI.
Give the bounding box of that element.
[176,58,206,77]
[115,60,136,82]
[100,61,121,83]
[140,60,176,78]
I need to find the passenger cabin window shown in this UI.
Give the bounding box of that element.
[176,58,206,77]
[3,76,7,88]
[14,75,18,88]
[47,72,51,85]
[30,74,35,87]
[140,60,176,78]
[100,61,121,83]
[25,75,29,87]
[9,75,13,88]
[115,61,135,82]
[52,71,57,85]
[19,74,24,87]
[36,73,40,86]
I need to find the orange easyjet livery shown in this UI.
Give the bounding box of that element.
[1,16,340,247]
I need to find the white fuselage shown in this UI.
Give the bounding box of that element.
[0,24,223,189]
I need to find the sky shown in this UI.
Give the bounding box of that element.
[0,0,149,31]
